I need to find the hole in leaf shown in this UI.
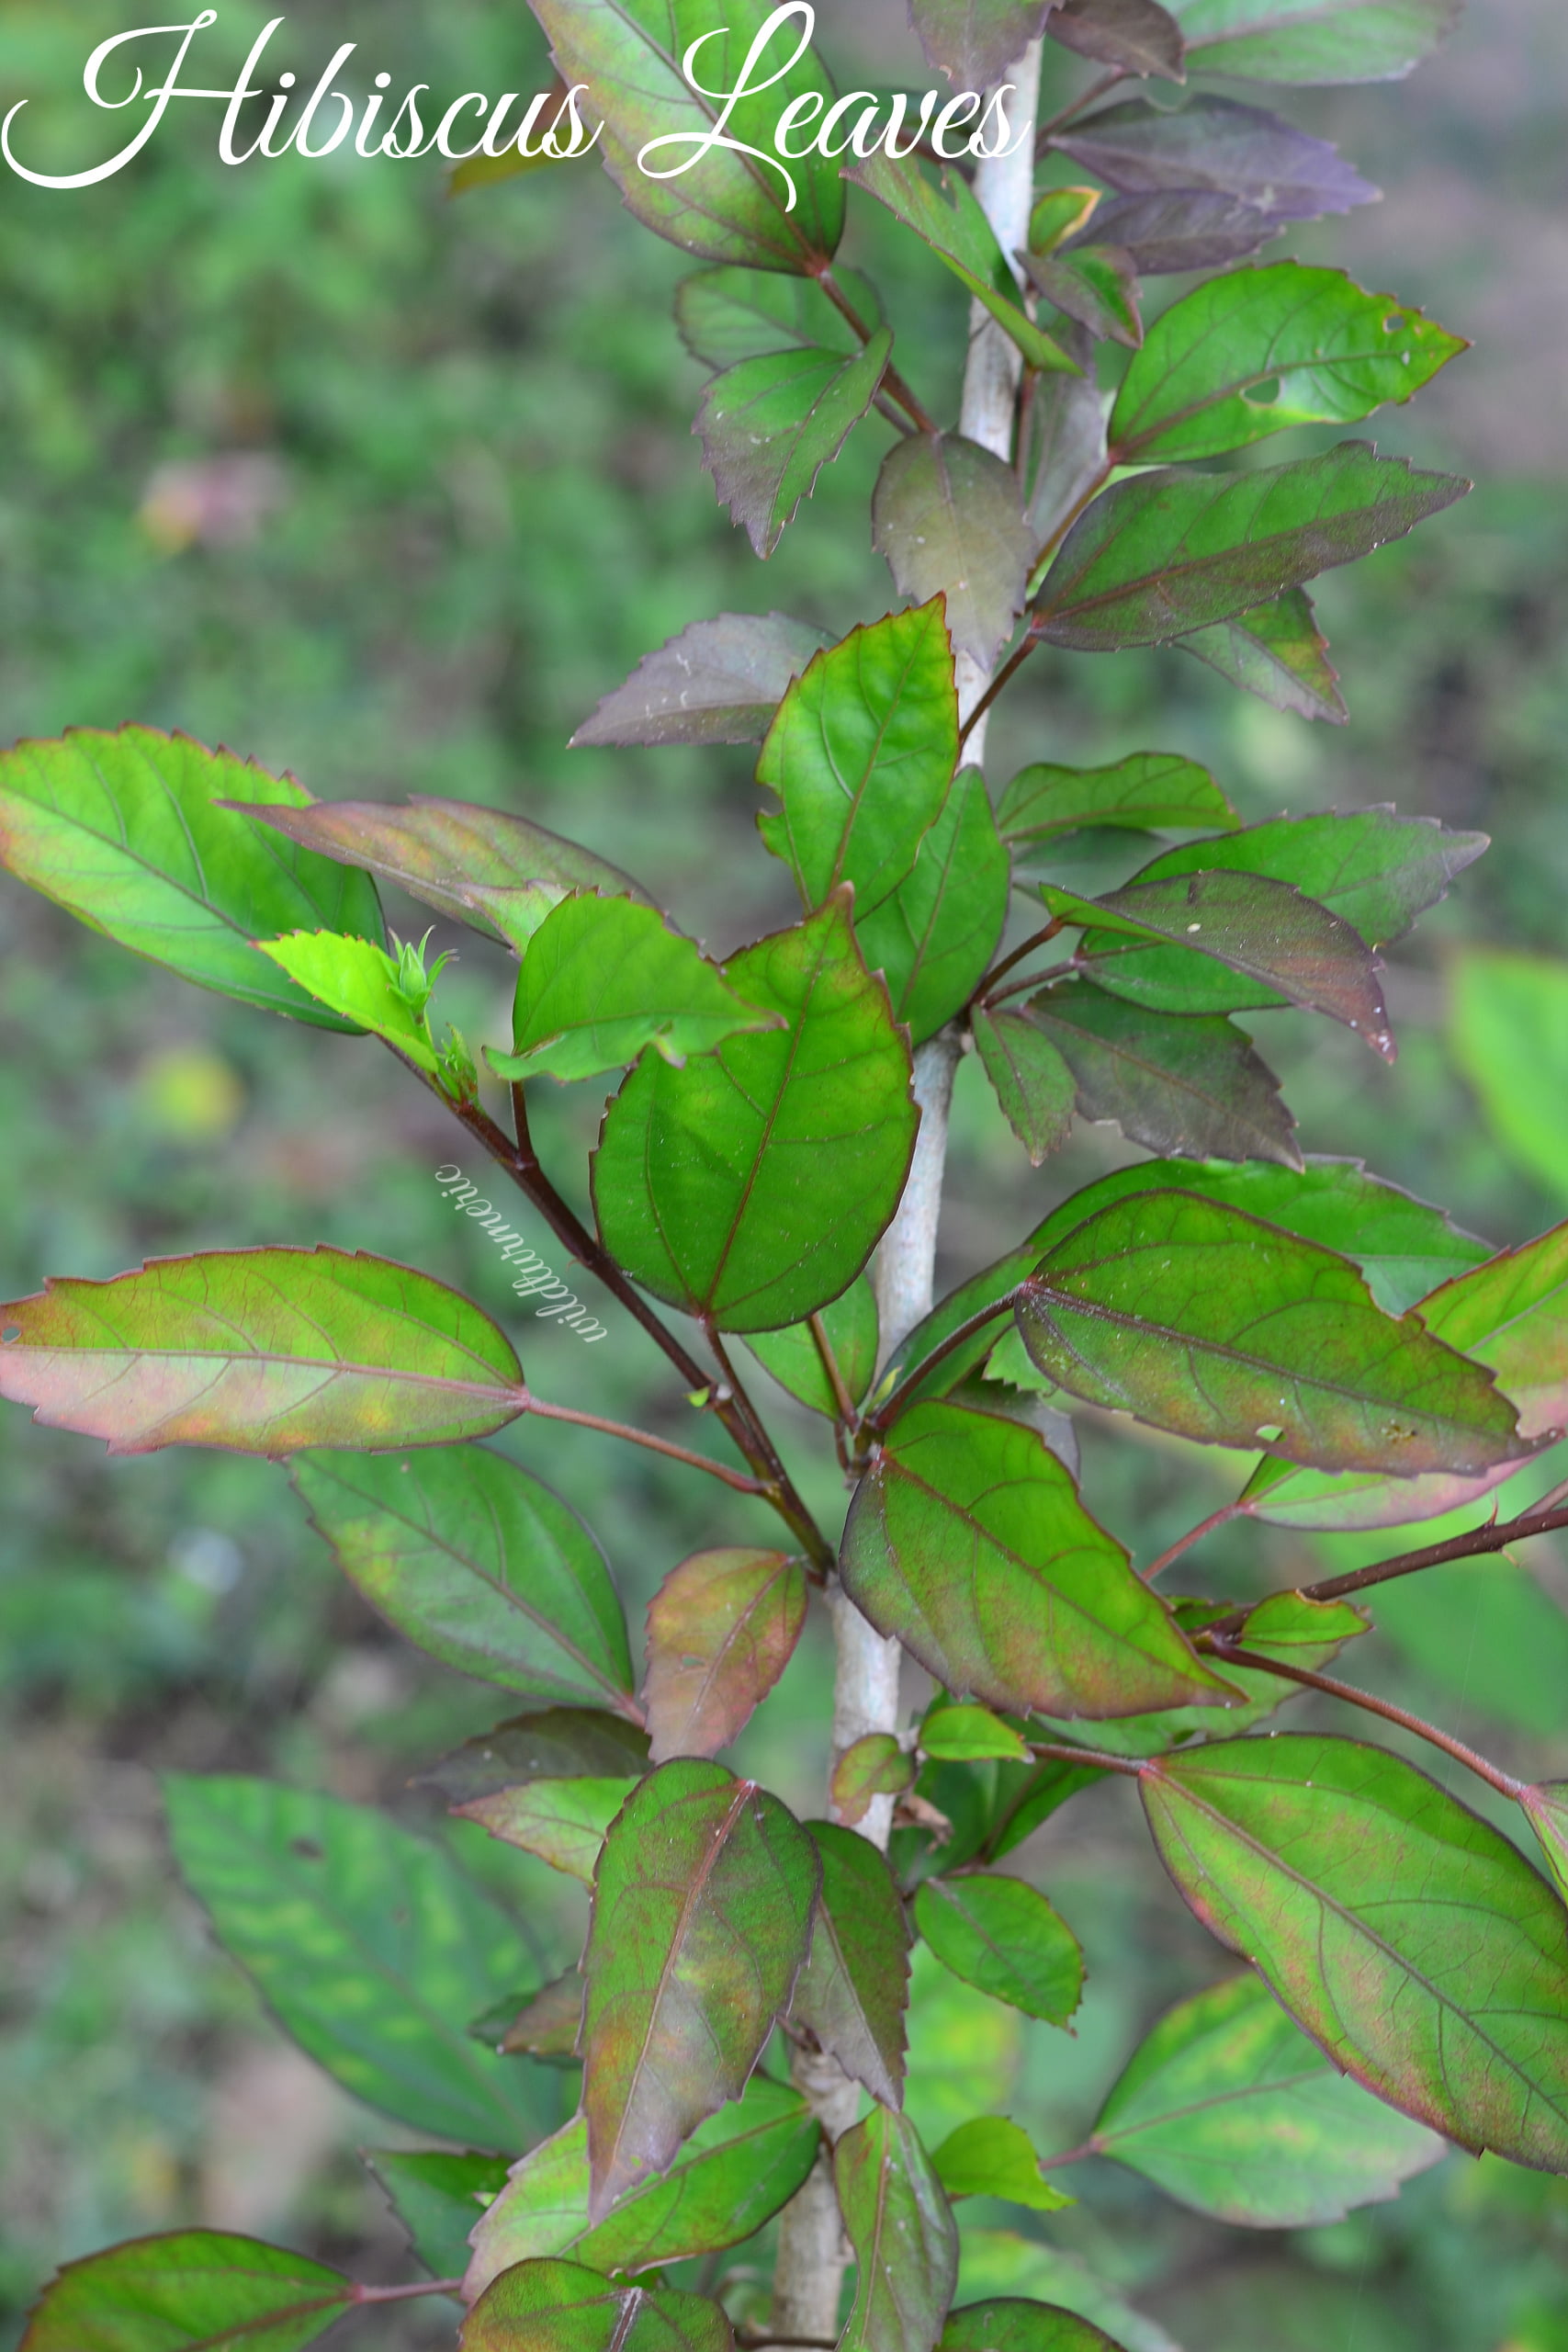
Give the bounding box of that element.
[290,1837,324,1861]
[1243,378,1281,405]
[1,1326,18,1343]
[1384,313,1405,332]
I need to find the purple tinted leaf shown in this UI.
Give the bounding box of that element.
[1021,247,1144,350]
[695,334,892,559]
[644,1549,807,1762]
[973,1007,1077,1165]
[1048,0,1187,82]
[792,1821,911,2107]
[1178,589,1347,722]
[1022,321,1108,548]
[874,435,1035,669]
[571,614,831,750]
[836,2103,959,2352]
[908,0,1061,92]
[1029,980,1302,1167]
[1052,96,1378,223]
[1063,188,1280,274]
[460,2258,733,2352]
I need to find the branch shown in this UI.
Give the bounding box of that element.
[520,1391,772,1496]
[1141,1503,1246,1584]
[810,1311,861,1427]
[976,917,1064,1001]
[351,2279,464,2305]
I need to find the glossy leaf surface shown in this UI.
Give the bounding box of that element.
[19,2233,352,2352]
[256,931,446,1072]
[581,1760,818,2215]
[793,1822,911,2107]
[1028,984,1300,1168]
[695,332,892,558]
[1168,0,1460,83]
[1177,587,1347,722]
[933,2117,1074,2213]
[974,1008,1077,1166]
[998,752,1235,849]
[1052,95,1378,221]
[1143,1736,1568,2167]
[594,895,917,1332]
[874,435,1034,669]
[460,2259,731,2352]
[1035,443,1466,651]
[1091,1971,1442,2225]
[293,1448,634,1710]
[841,1401,1232,1717]
[909,0,1058,87]
[856,765,1010,1046]
[916,1875,1084,2023]
[836,2103,959,2352]
[570,614,830,749]
[1111,264,1465,464]
[165,1776,546,2145]
[366,2150,511,2281]
[757,603,958,919]
[1018,1191,1526,1472]
[645,1548,807,1761]
[744,1277,879,1416]
[493,894,773,1083]
[0,727,385,1026]
[847,156,1074,376]
[0,1249,525,1457]
[942,2301,1129,2352]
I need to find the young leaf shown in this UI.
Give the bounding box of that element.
[1020,246,1145,350]
[836,2103,960,2352]
[1168,0,1461,84]
[422,1711,651,1807]
[460,2258,732,2352]
[525,0,842,272]
[1142,1735,1568,2168]
[942,2301,1130,2352]
[1034,443,1468,652]
[676,264,881,369]
[1110,264,1466,466]
[457,1778,639,1884]
[873,435,1035,669]
[856,765,1011,1046]
[491,894,776,1083]
[744,1278,880,1416]
[0,727,384,1026]
[846,155,1076,377]
[593,894,918,1333]
[1029,188,1104,255]
[1177,587,1348,722]
[1028,982,1302,1169]
[792,1821,911,2107]
[694,331,894,559]
[909,0,1059,89]
[570,613,832,749]
[1089,1971,1443,2227]
[923,1705,1032,1765]
[757,603,959,919]
[645,1548,807,1762]
[933,2117,1074,2212]
[465,2077,819,2298]
[840,1400,1235,1717]
[974,1008,1077,1166]
[365,2149,512,2281]
[19,2233,354,2352]
[1016,1191,1529,1473]
[916,1874,1084,2023]
[164,1776,549,2146]
[1048,0,1187,79]
[832,1734,918,1828]
[0,1248,525,1456]
[1051,95,1379,222]
[1042,870,1393,1051]
[581,1759,818,2215]
[1236,1589,1371,1652]
[234,792,643,951]
[1064,187,1279,274]
[255,930,447,1074]
[291,1448,636,1712]
[998,752,1237,850]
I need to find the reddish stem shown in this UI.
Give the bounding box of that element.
[1205,1642,1525,1801]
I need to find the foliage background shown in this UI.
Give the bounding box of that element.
[3,2,1568,2345]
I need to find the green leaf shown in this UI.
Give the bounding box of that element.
[676,264,881,369]
[836,2102,960,2352]
[974,1009,1077,1167]
[908,0,1058,87]
[1111,263,1465,465]
[292,1448,635,1710]
[645,1548,807,1761]
[1051,95,1378,222]
[915,1875,1084,2023]
[841,1401,1232,1716]
[943,2300,1131,2352]
[1034,443,1468,651]
[1451,950,1568,1207]
[1238,1589,1371,1651]
[1141,1734,1568,2167]
[581,1759,818,2215]
[880,1245,1049,1410]
[593,894,918,1332]
[997,752,1237,851]
[846,155,1077,377]
[1017,1190,1529,1472]
[793,1820,911,2107]
[743,1278,879,1416]
[0,726,385,1026]
[985,1759,1110,1864]
[1021,245,1144,351]
[491,894,775,1083]
[856,765,1010,1046]
[460,2259,731,2352]
[254,930,446,1073]
[954,2237,1171,2352]
[571,614,832,750]
[932,2117,1074,2213]
[873,435,1034,670]
[0,1248,525,1457]
[18,2233,353,2352]
[831,1734,918,1828]
[758,603,959,919]
[422,1711,651,1806]
[1176,586,1348,722]
[525,0,841,271]
[1044,869,1391,1049]
[232,791,643,954]
[1028,983,1301,1168]
[457,1778,639,1884]
[493,1970,587,2064]
[1519,1784,1568,1906]
[464,2076,818,2298]
[1089,1970,1444,2226]
[365,2149,511,2281]
[695,331,894,559]
[923,1704,1032,1766]
[1168,0,1461,84]
[1048,0,1188,79]
[164,1776,548,2146]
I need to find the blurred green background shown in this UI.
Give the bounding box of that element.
[4,3,1568,2346]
